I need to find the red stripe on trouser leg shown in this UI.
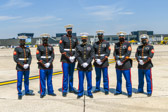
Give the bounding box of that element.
[91,72,92,88]
[78,71,79,90]
[130,69,132,85]
[150,69,153,92]
[39,70,42,94]
[107,67,109,90]
[17,71,18,93]
[62,62,64,91]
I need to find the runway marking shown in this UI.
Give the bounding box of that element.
[0,59,133,86]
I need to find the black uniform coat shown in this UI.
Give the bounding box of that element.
[59,35,78,63]
[75,43,94,71]
[13,46,32,71]
[135,44,154,69]
[93,40,111,68]
[113,41,132,70]
[36,44,55,69]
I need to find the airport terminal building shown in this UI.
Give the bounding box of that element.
[0,30,168,47]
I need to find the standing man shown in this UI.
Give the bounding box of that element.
[135,34,154,97]
[93,30,111,95]
[76,33,94,99]
[113,32,132,98]
[59,24,78,97]
[13,36,35,100]
[36,33,56,98]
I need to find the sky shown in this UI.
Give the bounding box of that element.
[0,0,168,38]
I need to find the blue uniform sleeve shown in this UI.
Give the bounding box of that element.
[36,46,45,65]
[120,43,132,63]
[135,46,140,62]
[13,47,24,67]
[144,45,154,63]
[101,42,111,62]
[86,46,94,64]
[75,46,84,65]
[27,48,32,65]
[48,46,55,63]
[113,44,119,61]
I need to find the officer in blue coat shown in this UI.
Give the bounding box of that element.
[135,34,154,97]
[113,32,133,98]
[13,36,35,100]
[76,33,94,99]
[93,30,111,95]
[59,24,78,97]
[36,33,56,98]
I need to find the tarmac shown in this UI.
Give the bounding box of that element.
[0,45,168,112]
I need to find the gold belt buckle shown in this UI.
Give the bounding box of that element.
[24,58,27,61]
[119,56,122,58]
[46,56,48,59]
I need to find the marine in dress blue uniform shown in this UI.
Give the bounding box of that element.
[93,30,111,95]
[113,32,133,98]
[13,36,35,100]
[135,34,154,97]
[59,24,78,97]
[76,33,94,99]
[36,33,56,98]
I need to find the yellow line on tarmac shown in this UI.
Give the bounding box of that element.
[0,59,116,86]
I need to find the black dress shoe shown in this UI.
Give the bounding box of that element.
[114,93,122,95]
[147,93,152,97]
[25,93,35,96]
[135,91,144,94]
[88,95,93,98]
[69,91,74,93]
[40,95,45,98]
[18,95,22,100]
[69,90,77,94]
[93,90,100,93]
[105,91,109,95]
[48,93,56,96]
[128,95,132,98]
[62,92,67,97]
[77,95,83,99]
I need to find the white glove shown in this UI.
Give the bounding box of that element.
[71,56,75,61]
[82,63,89,68]
[139,60,144,65]
[23,64,29,69]
[45,63,50,68]
[69,56,75,63]
[96,59,102,65]
[117,60,123,66]
[71,56,75,60]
